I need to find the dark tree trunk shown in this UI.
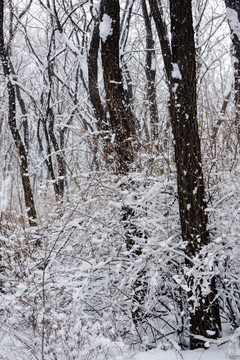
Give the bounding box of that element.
[88,7,106,130]
[120,0,135,119]
[100,0,136,174]
[148,0,172,84]
[47,108,65,198]
[169,0,206,257]
[38,116,59,197]
[87,6,111,165]
[149,0,221,348]
[141,0,159,143]
[0,2,37,226]
[224,0,240,142]
[99,0,147,326]
[169,0,221,348]
[36,0,66,199]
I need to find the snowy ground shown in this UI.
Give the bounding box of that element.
[1,169,239,360]
[134,345,240,360]
[1,328,240,360]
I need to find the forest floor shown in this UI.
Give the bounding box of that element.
[1,327,240,360]
[134,344,240,360]
[0,162,239,360]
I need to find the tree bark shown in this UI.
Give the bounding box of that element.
[224,0,240,142]
[88,7,106,130]
[0,1,37,226]
[148,0,172,84]
[149,0,221,348]
[99,0,147,326]
[141,0,159,143]
[169,0,221,348]
[100,0,137,174]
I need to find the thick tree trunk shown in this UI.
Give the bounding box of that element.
[0,2,37,226]
[149,0,221,348]
[169,0,221,348]
[100,0,136,174]
[99,0,147,326]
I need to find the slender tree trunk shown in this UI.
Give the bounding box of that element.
[120,0,135,122]
[224,0,240,142]
[47,108,65,198]
[88,7,106,130]
[87,5,111,165]
[0,2,37,226]
[141,0,159,143]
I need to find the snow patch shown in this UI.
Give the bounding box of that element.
[100,14,113,42]
[226,8,240,39]
[172,63,182,80]
[0,176,11,213]
[60,32,88,76]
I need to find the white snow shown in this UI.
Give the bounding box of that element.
[134,342,240,360]
[60,32,88,76]
[0,176,11,213]
[61,32,80,55]
[226,8,240,39]
[151,56,156,71]
[111,133,116,144]
[100,14,113,42]
[172,63,182,80]
[133,347,240,360]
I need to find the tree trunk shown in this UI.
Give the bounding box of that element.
[169,0,221,348]
[99,0,148,327]
[141,0,159,143]
[88,6,106,130]
[100,0,136,174]
[149,0,221,348]
[0,2,37,226]
[224,0,240,142]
